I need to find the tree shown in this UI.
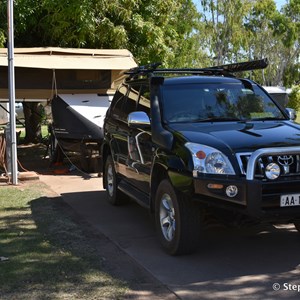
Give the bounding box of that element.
[196,0,299,86]
[0,0,203,66]
[167,1,210,67]
[243,0,282,85]
[22,102,44,143]
[200,0,251,65]
[273,0,300,87]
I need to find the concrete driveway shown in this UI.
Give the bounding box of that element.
[40,172,300,300]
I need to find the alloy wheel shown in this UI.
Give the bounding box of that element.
[159,193,176,242]
[107,163,114,197]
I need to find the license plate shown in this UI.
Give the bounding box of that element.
[280,194,300,207]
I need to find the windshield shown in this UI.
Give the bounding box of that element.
[161,82,286,123]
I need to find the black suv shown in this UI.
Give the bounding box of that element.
[101,59,300,255]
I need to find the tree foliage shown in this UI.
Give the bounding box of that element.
[0,0,203,67]
[200,0,251,65]
[287,85,300,111]
[0,0,299,83]
[197,0,299,86]
[0,0,300,143]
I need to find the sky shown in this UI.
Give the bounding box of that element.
[275,0,287,9]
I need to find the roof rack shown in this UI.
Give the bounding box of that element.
[125,58,268,80]
[125,62,162,79]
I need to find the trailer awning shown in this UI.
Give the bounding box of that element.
[0,47,137,70]
[0,47,137,100]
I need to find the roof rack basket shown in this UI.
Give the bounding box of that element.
[210,58,268,73]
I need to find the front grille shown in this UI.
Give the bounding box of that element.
[237,151,300,180]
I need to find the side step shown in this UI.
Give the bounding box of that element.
[118,180,150,209]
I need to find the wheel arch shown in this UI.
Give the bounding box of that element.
[150,155,194,212]
[150,163,168,213]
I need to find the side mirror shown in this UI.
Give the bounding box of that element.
[128,111,151,129]
[286,108,297,121]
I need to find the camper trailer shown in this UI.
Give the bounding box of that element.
[0,47,137,172]
[0,103,9,125]
[50,93,113,172]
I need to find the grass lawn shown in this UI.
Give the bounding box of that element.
[0,182,128,299]
[16,124,49,140]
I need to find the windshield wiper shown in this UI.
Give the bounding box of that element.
[195,117,242,122]
[250,117,286,121]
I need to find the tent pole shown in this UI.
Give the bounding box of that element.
[7,0,18,185]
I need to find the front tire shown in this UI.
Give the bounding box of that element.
[104,156,128,205]
[155,179,202,255]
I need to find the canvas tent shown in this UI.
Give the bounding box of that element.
[0,47,137,100]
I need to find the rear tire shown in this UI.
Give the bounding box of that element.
[104,156,129,205]
[155,179,202,255]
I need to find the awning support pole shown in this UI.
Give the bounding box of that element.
[7,0,18,185]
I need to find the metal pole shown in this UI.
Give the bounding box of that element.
[7,0,18,185]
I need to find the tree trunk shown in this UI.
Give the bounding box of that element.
[23,102,43,144]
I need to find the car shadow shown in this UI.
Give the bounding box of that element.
[56,189,300,287]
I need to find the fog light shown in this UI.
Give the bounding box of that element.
[226,185,238,197]
[265,163,280,180]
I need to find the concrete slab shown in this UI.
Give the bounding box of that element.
[18,171,39,181]
[0,171,39,184]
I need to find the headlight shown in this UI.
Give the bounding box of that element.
[185,143,235,175]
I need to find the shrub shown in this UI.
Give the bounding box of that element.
[287,85,300,111]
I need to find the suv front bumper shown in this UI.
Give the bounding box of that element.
[193,176,300,222]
